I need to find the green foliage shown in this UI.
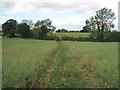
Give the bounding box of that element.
[84,7,116,42]
[82,25,90,32]
[34,19,55,35]
[56,29,68,33]
[89,30,120,42]
[2,15,120,42]
[17,23,32,38]
[34,19,56,40]
[2,19,17,38]
[31,28,39,39]
[38,25,48,40]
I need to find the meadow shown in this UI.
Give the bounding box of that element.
[2,37,118,88]
[54,32,90,38]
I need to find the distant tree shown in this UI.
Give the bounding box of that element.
[17,23,32,38]
[56,29,68,32]
[84,7,115,41]
[69,30,80,32]
[34,19,56,39]
[2,19,17,38]
[110,30,120,42]
[61,29,68,32]
[34,19,55,34]
[56,29,61,32]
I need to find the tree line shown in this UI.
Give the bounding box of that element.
[2,19,60,40]
[56,29,89,33]
[1,7,120,42]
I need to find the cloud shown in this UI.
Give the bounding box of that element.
[52,15,90,30]
[0,0,109,15]
[0,0,119,30]
[118,1,120,30]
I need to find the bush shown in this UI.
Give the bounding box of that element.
[90,31,120,42]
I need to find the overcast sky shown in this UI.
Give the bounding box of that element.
[0,0,119,30]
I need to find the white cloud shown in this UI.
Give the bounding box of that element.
[0,0,119,30]
[52,15,90,30]
[1,0,118,15]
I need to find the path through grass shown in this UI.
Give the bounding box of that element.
[3,38,118,88]
[32,41,118,88]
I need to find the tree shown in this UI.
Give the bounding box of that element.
[38,25,48,39]
[61,29,68,32]
[34,19,55,34]
[17,23,32,38]
[84,7,115,41]
[2,19,17,38]
[56,29,68,32]
[56,29,61,32]
[34,19,56,39]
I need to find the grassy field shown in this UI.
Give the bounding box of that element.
[54,32,90,38]
[2,38,118,88]
[63,41,118,88]
[2,38,58,88]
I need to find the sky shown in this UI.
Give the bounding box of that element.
[0,0,119,30]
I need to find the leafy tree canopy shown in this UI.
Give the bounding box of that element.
[2,19,17,38]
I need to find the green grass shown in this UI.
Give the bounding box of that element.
[54,32,90,38]
[0,31,2,36]
[63,41,118,88]
[2,38,118,88]
[2,38,58,88]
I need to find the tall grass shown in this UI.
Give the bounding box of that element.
[42,42,86,88]
[2,38,118,88]
[2,38,58,88]
[63,41,118,88]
